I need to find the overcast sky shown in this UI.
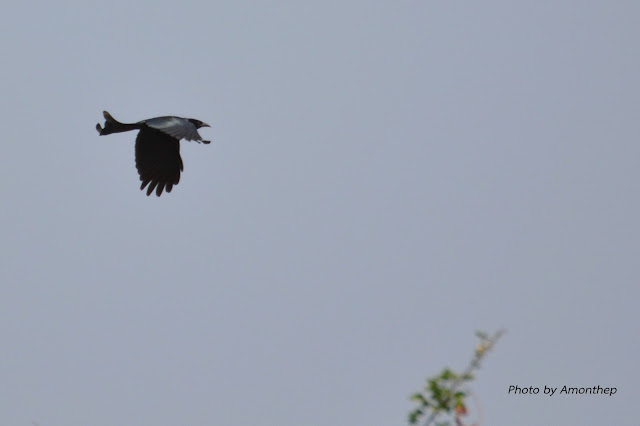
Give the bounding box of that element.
[1,2,638,425]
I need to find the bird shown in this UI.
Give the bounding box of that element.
[96,111,211,196]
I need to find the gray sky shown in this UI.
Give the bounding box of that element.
[1,1,638,425]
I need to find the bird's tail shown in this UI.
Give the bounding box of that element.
[96,111,141,135]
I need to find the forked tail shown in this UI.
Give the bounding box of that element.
[96,111,142,135]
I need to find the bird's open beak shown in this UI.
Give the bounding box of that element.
[201,122,211,128]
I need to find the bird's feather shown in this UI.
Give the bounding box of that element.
[135,127,184,197]
[141,116,205,143]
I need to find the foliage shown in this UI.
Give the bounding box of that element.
[408,330,505,426]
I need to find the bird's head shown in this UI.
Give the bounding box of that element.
[188,119,211,129]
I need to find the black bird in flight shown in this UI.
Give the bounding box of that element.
[96,111,211,196]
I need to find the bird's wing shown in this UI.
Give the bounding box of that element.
[141,116,204,142]
[135,128,184,196]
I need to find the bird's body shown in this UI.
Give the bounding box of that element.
[96,111,210,196]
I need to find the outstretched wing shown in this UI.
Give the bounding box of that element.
[135,127,184,196]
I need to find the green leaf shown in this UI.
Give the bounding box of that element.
[410,393,428,405]
[440,368,456,380]
[408,408,423,424]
